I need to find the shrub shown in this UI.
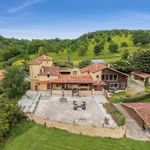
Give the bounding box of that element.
[78,60,91,68]
[93,43,104,55]
[109,42,118,53]
[121,42,128,47]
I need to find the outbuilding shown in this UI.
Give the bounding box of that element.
[131,71,150,86]
[122,102,150,138]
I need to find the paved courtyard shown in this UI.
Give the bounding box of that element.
[34,93,117,128]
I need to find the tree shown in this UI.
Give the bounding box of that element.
[129,50,150,73]
[107,36,112,42]
[28,40,49,54]
[121,42,128,47]
[0,97,22,140]
[132,31,150,45]
[54,60,73,68]
[78,60,92,68]
[121,49,129,60]
[78,45,88,56]
[87,33,94,39]
[93,43,104,55]
[38,47,47,56]
[109,42,118,53]
[111,60,133,73]
[1,67,29,99]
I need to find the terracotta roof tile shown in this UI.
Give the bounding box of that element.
[80,64,107,73]
[122,103,150,128]
[30,55,52,65]
[51,74,94,84]
[36,74,94,84]
[80,64,128,77]
[132,71,150,78]
[38,66,60,76]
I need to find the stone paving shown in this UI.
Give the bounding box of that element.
[34,94,117,128]
[18,90,39,113]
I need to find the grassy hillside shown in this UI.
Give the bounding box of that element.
[0,30,150,67]
[48,35,132,63]
[48,34,150,64]
[1,121,150,150]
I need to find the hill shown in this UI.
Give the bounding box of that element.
[0,29,150,68]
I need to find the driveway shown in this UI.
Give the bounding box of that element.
[128,79,145,93]
[115,104,149,141]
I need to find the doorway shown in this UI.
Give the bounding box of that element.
[35,85,38,91]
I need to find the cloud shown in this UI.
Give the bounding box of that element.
[9,0,46,13]
[0,28,80,39]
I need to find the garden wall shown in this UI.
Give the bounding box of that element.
[26,114,125,138]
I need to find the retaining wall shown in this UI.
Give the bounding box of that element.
[27,114,125,138]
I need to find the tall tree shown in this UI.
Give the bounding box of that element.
[129,50,150,73]
[109,42,118,53]
[93,43,104,55]
[2,67,29,99]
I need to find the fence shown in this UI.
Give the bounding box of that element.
[51,90,104,96]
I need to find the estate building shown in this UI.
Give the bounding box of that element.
[30,55,128,92]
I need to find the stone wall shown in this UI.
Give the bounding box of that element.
[27,114,125,138]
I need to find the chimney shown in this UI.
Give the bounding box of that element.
[107,63,111,68]
[44,55,46,59]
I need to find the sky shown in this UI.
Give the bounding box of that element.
[0,0,150,39]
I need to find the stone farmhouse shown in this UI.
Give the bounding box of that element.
[29,55,128,92]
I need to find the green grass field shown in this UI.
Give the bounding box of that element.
[46,34,150,65]
[1,121,150,150]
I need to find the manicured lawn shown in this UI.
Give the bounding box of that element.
[1,121,150,150]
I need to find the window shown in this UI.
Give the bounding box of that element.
[109,83,119,88]
[109,75,113,80]
[114,75,118,81]
[96,75,99,78]
[106,75,109,80]
[47,72,51,77]
[34,76,37,78]
[121,83,126,89]
[103,74,118,81]
[102,75,105,80]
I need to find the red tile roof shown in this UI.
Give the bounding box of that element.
[30,55,52,65]
[80,64,128,77]
[122,103,150,128]
[0,70,4,81]
[132,71,150,78]
[80,64,107,73]
[36,74,94,84]
[38,66,60,76]
[52,74,94,84]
